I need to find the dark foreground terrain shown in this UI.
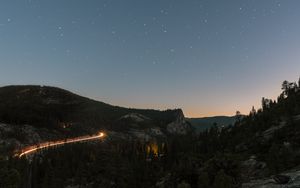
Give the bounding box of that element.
[1,78,300,188]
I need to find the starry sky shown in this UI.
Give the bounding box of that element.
[0,0,300,117]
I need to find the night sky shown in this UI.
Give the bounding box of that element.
[0,0,300,117]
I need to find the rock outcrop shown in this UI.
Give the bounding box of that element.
[120,113,151,122]
[166,109,193,135]
[242,168,300,188]
[241,155,267,181]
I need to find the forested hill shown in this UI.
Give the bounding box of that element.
[187,116,237,131]
[0,85,188,134]
[190,78,300,187]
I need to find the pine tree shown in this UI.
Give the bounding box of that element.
[235,111,242,124]
[250,106,256,117]
[282,80,290,97]
[213,170,233,188]
[177,181,191,188]
[0,168,21,188]
[198,171,210,188]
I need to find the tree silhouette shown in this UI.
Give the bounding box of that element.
[235,111,242,124]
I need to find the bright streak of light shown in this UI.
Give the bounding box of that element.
[17,132,106,158]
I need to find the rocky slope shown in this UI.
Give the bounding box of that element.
[242,168,300,188]
[167,109,193,134]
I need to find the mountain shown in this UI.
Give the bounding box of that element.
[0,85,193,140]
[187,116,237,131]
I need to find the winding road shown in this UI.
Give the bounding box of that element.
[16,132,106,158]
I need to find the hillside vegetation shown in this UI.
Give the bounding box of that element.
[0,85,185,134]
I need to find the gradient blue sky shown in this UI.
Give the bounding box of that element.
[0,0,300,117]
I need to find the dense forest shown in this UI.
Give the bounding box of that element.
[1,78,300,188]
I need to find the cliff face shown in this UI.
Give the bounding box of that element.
[112,109,193,141]
[166,109,193,135]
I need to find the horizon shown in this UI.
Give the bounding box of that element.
[1,1,300,117]
[0,82,295,118]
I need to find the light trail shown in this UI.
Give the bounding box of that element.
[17,132,105,158]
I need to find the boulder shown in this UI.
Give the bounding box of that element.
[241,155,267,181]
[242,168,300,188]
[273,174,291,184]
